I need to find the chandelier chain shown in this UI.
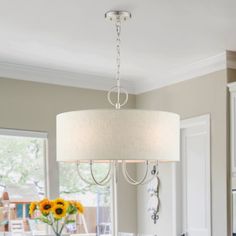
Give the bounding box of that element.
[107,16,128,109]
[116,20,121,108]
[116,20,121,84]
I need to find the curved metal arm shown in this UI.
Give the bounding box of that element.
[122,160,159,186]
[76,161,112,186]
[89,160,112,185]
[122,160,150,185]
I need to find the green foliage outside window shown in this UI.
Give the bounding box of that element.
[0,136,45,196]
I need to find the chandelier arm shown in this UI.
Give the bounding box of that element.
[122,160,150,185]
[89,160,112,186]
[123,161,147,183]
[76,161,112,186]
[137,161,158,185]
[140,161,159,185]
[122,161,159,186]
[76,162,96,185]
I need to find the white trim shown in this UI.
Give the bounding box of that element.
[230,91,236,176]
[229,82,236,222]
[181,114,211,129]
[174,114,211,236]
[0,128,47,139]
[135,53,226,94]
[228,82,236,92]
[44,139,49,198]
[0,61,135,94]
[172,163,177,236]
[0,52,228,94]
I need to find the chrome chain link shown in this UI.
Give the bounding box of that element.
[116,21,121,80]
[107,16,128,109]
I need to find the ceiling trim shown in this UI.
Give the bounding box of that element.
[228,61,236,69]
[0,52,228,95]
[227,53,236,70]
[0,62,136,94]
[135,52,227,94]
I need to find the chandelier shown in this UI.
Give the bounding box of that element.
[56,10,180,228]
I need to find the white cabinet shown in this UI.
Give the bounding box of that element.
[229,82,236,176]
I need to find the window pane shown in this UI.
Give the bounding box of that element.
[59,162,112,235]
[0,135,46,196]
[0,133,47,233]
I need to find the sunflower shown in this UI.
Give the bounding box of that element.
[29,202,37,216]
[39,198,54,215]
[68,200,76,206]
[52,205,67,220]
[53,198,68,208]
[76,202,84,214]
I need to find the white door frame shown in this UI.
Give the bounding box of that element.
[172,114,211,236]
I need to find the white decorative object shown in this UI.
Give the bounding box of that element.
[147,170,160,223]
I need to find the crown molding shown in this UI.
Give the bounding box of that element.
[0,52,228,95]
[0,62,136,94]
[135,52,227,94]
[226,50,236,69]
[227,61,236,70]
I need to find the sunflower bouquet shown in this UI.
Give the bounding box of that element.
[29,198,84,236]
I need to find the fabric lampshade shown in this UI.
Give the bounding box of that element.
[56,109,180,163]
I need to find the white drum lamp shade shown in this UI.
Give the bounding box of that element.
[56,109,180,162]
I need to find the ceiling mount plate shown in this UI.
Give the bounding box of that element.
[105,11,131,22]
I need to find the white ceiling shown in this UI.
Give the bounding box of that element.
[0,0,235,94]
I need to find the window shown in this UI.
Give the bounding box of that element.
[59,162,112,235]
[0,129,112,235]
[0,129,47,232]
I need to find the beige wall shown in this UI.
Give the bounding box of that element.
[0,77,137,233]
[136,70,228,236]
